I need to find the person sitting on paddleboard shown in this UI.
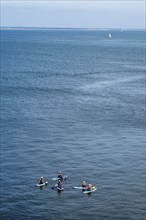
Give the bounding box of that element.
[58,171,63,180]
[39,177,44,184]
[87,184,92,191]
[58,179,62,189]
[82,181,87,188]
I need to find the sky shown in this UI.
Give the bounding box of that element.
[1,0,145,29]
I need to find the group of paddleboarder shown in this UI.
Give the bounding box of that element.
[39,171,63,189]
[38,171,94,191]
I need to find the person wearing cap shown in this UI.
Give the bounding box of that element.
[82,181,87,188]
[87,184,92,191]
[57,179,62,189]
[39,177,44,184]
[58,171,63,180]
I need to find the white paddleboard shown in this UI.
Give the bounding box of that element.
[52,175,67,181]
[83,187,97,194]
[35,182,48,187]
[73,186,88,190]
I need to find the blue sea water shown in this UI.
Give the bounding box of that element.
[0,29,145,220]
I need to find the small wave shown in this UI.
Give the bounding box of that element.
[79,75,144,93]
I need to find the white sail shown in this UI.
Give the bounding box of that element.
[109,33,112,39]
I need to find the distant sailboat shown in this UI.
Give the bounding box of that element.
[108,33,112,39]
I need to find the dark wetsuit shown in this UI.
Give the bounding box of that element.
[58,175,63,180]
[39,179,44,184]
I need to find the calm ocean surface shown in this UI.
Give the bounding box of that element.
[0,29,145,220]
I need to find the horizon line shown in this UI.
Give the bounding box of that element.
[0,26,145,31]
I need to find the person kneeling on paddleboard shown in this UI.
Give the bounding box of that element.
[58,179,62,189]
[58,171,63,180]
[39,177,44,184]
[82,181,87,188]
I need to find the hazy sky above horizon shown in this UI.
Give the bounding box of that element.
[1,0,145,29]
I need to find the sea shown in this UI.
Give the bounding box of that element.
[0,29,145,220]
